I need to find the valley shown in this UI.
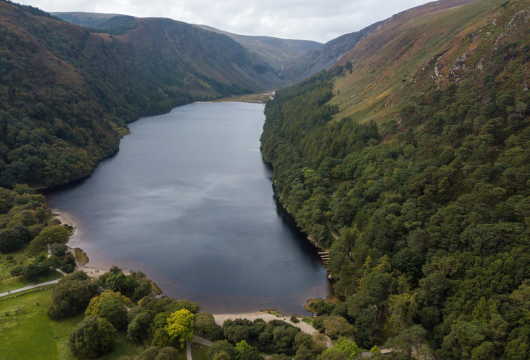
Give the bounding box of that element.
[0,0,530,359]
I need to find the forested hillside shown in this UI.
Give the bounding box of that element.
[261,0,530,357]
[0,0,267,188]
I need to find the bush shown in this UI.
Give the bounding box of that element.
[290,315,300,323]
[10,262,50,281]
[68,315,116,358]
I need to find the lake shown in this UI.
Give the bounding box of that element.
[47,102,330,314]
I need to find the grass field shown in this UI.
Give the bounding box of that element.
[0,288,145,360]
[191,343,209,360]
[0,244,50,293]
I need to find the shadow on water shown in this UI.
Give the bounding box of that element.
[273,193,326,264]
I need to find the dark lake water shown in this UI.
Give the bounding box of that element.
[47,102,330,314]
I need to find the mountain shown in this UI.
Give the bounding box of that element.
[0,0,275,187]
[261,0,530,356]
[194,25,322,73]
[279,20,385,85]
[54,13,323,89]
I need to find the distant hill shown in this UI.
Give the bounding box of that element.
[194,25,321,72]
[279,20,385,85]
[55,13,323,89]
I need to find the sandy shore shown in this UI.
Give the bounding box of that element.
[52,210,112,278]
[213,312,318,335]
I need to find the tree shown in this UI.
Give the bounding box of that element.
[195,312,217,336]
[0,227,25,252]
[51,243,67,257]
[36,225,69,244]
[99,297,129,329]
[207,340,237,360]
[127,310,154,342]
[68,316,116,359]
[48,273,97,319]
[152,328,171,348]
[294,346,314,360]
[85,290,131,319]
[323,316,355,340]
[165,309,195,348]
[385,325,428,360]
[235,340,262,360]
[319,338,362,360]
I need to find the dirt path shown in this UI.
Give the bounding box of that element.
[326,220,339,240]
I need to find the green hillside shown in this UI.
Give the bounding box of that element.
[261,0,530,357]
[0,0,267,188]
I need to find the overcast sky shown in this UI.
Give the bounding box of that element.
[20,0,435,43]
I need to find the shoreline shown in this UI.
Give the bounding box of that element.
[213,311,318,335]
[52,210,113,278]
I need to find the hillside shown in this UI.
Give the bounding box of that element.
[0,0,270,188]
[279,20,385,85]
[261,0,530,357]
[195,25,322,73]
[55,13,323,89]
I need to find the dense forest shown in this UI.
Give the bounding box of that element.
[261,0,530,358]
[0,0,269,188]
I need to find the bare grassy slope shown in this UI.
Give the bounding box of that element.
[325,0,528,123]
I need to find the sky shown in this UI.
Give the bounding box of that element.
[19,0,435,43]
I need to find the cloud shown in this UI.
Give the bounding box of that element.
[21,0,435,42]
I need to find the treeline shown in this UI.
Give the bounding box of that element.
[0,185,75,279]
[0,0,259,188]
[260,5,530,359]
[47,266,197,358]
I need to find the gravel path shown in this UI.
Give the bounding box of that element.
[0,279,59,298]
